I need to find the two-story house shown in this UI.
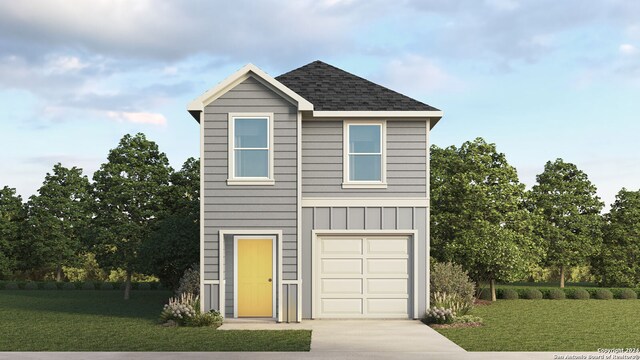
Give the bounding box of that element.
[187,60,443,322]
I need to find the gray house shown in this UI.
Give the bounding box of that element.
[187,61,443,322]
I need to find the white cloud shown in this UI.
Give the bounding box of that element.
[107,111,167,126]
[619,43,638,55]
[45,55,88,74]
[380,54,464,96]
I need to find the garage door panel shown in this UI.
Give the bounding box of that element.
[321,298,363,314]
[322,238,363,255]
[367,238,408,255]
[321,258,362,274]
[321,278,363,294]
[367,298,408,315]
[367,258,408,274]
[367,278,408,294]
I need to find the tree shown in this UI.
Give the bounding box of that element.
[592,189,640,287]
[90,133,172,299]
[527,159,604,288]
[140,158,199,289]
[19,165,92,280]
[431,138,542,301]
[0,186,25,277]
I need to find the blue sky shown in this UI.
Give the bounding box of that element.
[1,0,639,209]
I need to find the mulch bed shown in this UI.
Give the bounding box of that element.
[473,299,492,306]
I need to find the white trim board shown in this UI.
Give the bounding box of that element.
[233,235,277,319]
[301,197,429,207]
[199,111,205,313]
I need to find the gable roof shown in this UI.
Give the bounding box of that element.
[187,63,313,120]
[276,60,440,112]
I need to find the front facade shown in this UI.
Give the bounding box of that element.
[188,61,442,322]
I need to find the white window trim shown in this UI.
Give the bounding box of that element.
[233,235,277,319]
[342,120,387,188]
[227,113,275,185]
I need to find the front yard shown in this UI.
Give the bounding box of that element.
[437,299,640,351]
[0,290,310,351]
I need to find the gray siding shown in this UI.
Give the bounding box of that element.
[203,284,219,312]
[203,75,298,285]
[301,120,427,197]
[282,284,299,323]
[301,206,428,319]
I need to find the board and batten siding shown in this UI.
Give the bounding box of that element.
[301,206,428,319]
[203,76,298,285]
[301,119,427,197]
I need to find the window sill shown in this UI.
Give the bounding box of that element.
[341,182,388,189]
[227,179,275,186]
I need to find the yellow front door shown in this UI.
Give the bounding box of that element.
[237,238,273,317]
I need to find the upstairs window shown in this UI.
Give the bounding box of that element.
[343,121,387,188]
[228,114,274,185]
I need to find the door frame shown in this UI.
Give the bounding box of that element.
[311,229,418,319]
[233,235,277,319]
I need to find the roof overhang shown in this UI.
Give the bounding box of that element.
[187,63,314,121]
[309,110,444,129]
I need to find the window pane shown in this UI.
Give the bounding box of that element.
[235,118,268,148]
[235,149,268,177]
[349,154,381,181]
[349,125,380,153]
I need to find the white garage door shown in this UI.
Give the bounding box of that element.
[316,236,411,318]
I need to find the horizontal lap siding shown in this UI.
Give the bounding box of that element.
[203,76,298,282]
[301,120,427,197]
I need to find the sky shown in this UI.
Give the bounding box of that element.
[0,0,639,210]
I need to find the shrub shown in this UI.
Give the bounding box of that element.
[160,293,198,326]
[571,289,591,299]
[548,289,566,300]
[4,282,18,290]
[432,291,472,316]
[619,289,637,299]
[24,282,39,290]
[176,264,200,296]
[186,309,223,328]
[422,307,454,325]
[81,281,95,290]
[453,315,484,325]
[595,289,613,300]
[43,282,58,290]
[62,282,76,290]
[137,282,151,290]
[430,262,475,311]
[100,282,113,290]
[501,289,519,300]
[523,289,543,300]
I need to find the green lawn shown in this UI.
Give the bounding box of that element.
[437,300,640,351]
[0,290,310,351]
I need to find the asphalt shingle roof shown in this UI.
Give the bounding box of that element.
[275,60,439,112]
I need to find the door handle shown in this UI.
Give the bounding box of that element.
[268,278,272,282]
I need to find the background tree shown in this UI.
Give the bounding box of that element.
[431,138,542,301]
[592,189,640,287]
[0,186,25,278]
[19,164,91,280]
[527,159,603,288]
[140,158,199,289]
[90,133,172,299]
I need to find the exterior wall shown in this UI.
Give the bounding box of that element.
[301,206,428,319]
[301,119,427,197]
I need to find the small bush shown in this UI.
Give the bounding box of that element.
[453,315,484,325]
[430,262,475,310]
[100,282,113,290]
[81,281,95,290]
[43,282,58,290]
[571,289,591,299]
[176,264,200,296]
[186,309,223,328]
[137,282,151,290]
[5,282,18,290]
[160,293,198,326]
[618,289,637,300]
[24,282,39,290]
[548,289,566,300]
[432,291,472,316]
[501,289,519,300]
[62,282,76,290]
[422,307,454,325]
[595,289,613,300]
[523,289,543,300]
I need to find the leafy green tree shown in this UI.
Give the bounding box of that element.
[0,186,25,277]
[19,165,92,280]
[527,159,603,288]
[431,138,542,301]
[592,189,640,287]
[140,158,199,289]
[90,133,172,299]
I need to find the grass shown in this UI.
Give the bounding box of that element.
[0,290,310,351]
[437,300,640,351]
